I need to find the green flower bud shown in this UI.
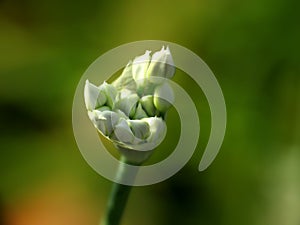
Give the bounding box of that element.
[84,80,107,110]
[140,95,156,117]
[133,103,148,119]
[154,82,174,113]
[97,106,111,112]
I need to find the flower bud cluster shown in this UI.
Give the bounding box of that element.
[84,46,175,151]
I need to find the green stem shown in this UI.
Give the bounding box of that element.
[100,156,139,225]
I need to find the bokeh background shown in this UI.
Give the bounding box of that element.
[1,0,300,224]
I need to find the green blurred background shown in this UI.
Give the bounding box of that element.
[1,0,299,224]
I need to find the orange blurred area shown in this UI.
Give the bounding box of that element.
[4,181,100,225]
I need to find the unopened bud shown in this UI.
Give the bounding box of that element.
[115,93,139,118]
[84,46,175,161]
[140,95,156,117]
[89,110,120,136]
[84,80,107,110]
[112,61,136,92]
[147,46,175,83]
[129,120,150,140]
[101,82,117,108]
[133,103,148,119]
[112,118,135,143]
[154,82,174,113]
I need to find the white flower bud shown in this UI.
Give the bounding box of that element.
[84,80,107,110]
[154,82,174,113]
[112,61,136,92]
[132,50,151,85]
[85,46,175,163]
[129,120,150,140]
[112,118,135,143]
[114,92,139,118]
[114,117,166,151]
[101,82,117,108]
[114,109,128,119]
[89,110,120,136]
[147,46,175,83]
[124,117,167,151]
[143,117,167,148]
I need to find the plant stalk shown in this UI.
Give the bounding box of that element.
[100,156,140,225]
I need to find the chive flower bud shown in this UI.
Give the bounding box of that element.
[84,46,175,163]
